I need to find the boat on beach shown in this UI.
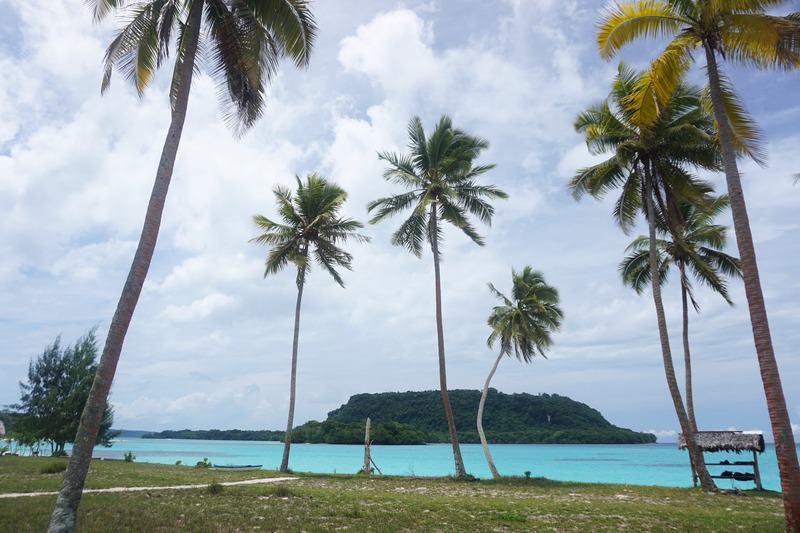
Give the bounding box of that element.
[211,464,263,470]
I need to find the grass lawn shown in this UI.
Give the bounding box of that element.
[0,456,784,532]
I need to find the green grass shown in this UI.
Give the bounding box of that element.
[0,457,784,532]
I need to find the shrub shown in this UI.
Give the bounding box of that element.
[207,483,224,495]
[124,451,136,463]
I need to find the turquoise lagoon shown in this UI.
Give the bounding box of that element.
[81,438,792,491]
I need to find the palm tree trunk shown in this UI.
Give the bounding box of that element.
[47,3,204,532]
[704,43,800,528]
[477,352,503,478]
[680,262,698,487]
[679,262,697,432]
[643,175,715,491]
[280,255,307,473]
[430,205,467,478]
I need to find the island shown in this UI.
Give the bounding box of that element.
[141,390,656,445]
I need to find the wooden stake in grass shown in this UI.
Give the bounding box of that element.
[360,418,372,475]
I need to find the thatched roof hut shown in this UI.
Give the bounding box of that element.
[678,431,765,454]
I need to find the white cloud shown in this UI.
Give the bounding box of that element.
[2,0,798,440]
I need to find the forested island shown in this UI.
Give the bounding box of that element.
[141,390,655,445]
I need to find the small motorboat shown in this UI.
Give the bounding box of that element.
[211,464,263,470]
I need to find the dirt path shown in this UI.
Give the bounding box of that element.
[0,476,298,499]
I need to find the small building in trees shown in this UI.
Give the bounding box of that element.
[678,431,765,490]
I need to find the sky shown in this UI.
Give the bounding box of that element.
[0,0,798,444]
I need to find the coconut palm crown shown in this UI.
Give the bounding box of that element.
[486,267,564,362]
[252,172,370,288]
[99,0,317,137]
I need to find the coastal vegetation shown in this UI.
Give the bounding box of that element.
[250,173,369,473]
[13,0,795,530]
[2,329,117,456]
[570,62,722,490]
[0,457,784,532]
[327,390,656,444]
[597,1,800,527]
[367,115,508,478]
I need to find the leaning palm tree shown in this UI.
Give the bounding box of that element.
[367,115,508,478]
[597,4,800,522]
[570,63,720,490]
[479,267,563,478]
[620,195,742,433]
[49,2,316,531]
[251,173,369,473]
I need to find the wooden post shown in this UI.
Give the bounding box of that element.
[752,450,762,490]
[360,418,371,474]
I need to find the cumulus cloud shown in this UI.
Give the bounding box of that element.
[2,1,798,437]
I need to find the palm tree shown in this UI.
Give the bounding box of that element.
[570,63,721,490]
[597,4,800,522]
[367,115,508,478]
[620,196,742,431]
[251,173,369,473]
[49,2,316,531]
[479,267,563,478]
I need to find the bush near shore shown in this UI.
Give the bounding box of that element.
[0,456,783,532]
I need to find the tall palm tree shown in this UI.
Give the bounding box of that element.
[597,4,800,523]
[251,173,369,473]
[367,115,508,478]
[479,267,563,478]
[620,196,742,431]
[49,2,316,531]
[570,63,720,490]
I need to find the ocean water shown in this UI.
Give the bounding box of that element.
[81,438,793,491]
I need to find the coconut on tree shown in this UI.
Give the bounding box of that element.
[49,2,316,532]
[251,172,369,473]
[597,3,800,523]
[570,62,721,490]
[367,115,508,478]
[479,267,563,478]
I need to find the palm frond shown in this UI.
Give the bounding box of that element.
[249,0,317,68]
[597,0,684,59]
[723,13,800,70]
[102,0,172,96]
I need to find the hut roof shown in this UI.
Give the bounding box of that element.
[678,431,765,453]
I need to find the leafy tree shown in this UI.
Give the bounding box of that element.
[10,330,117,456]
[367,115,508,478]
[620,196,742,433]
[479,267,563,478]
[50,2,316,531]
[251,172,369,473]
[326,390,656,444]
[597,3,800,522]
[569,63,720,490]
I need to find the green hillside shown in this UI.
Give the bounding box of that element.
[326,390,656,444]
